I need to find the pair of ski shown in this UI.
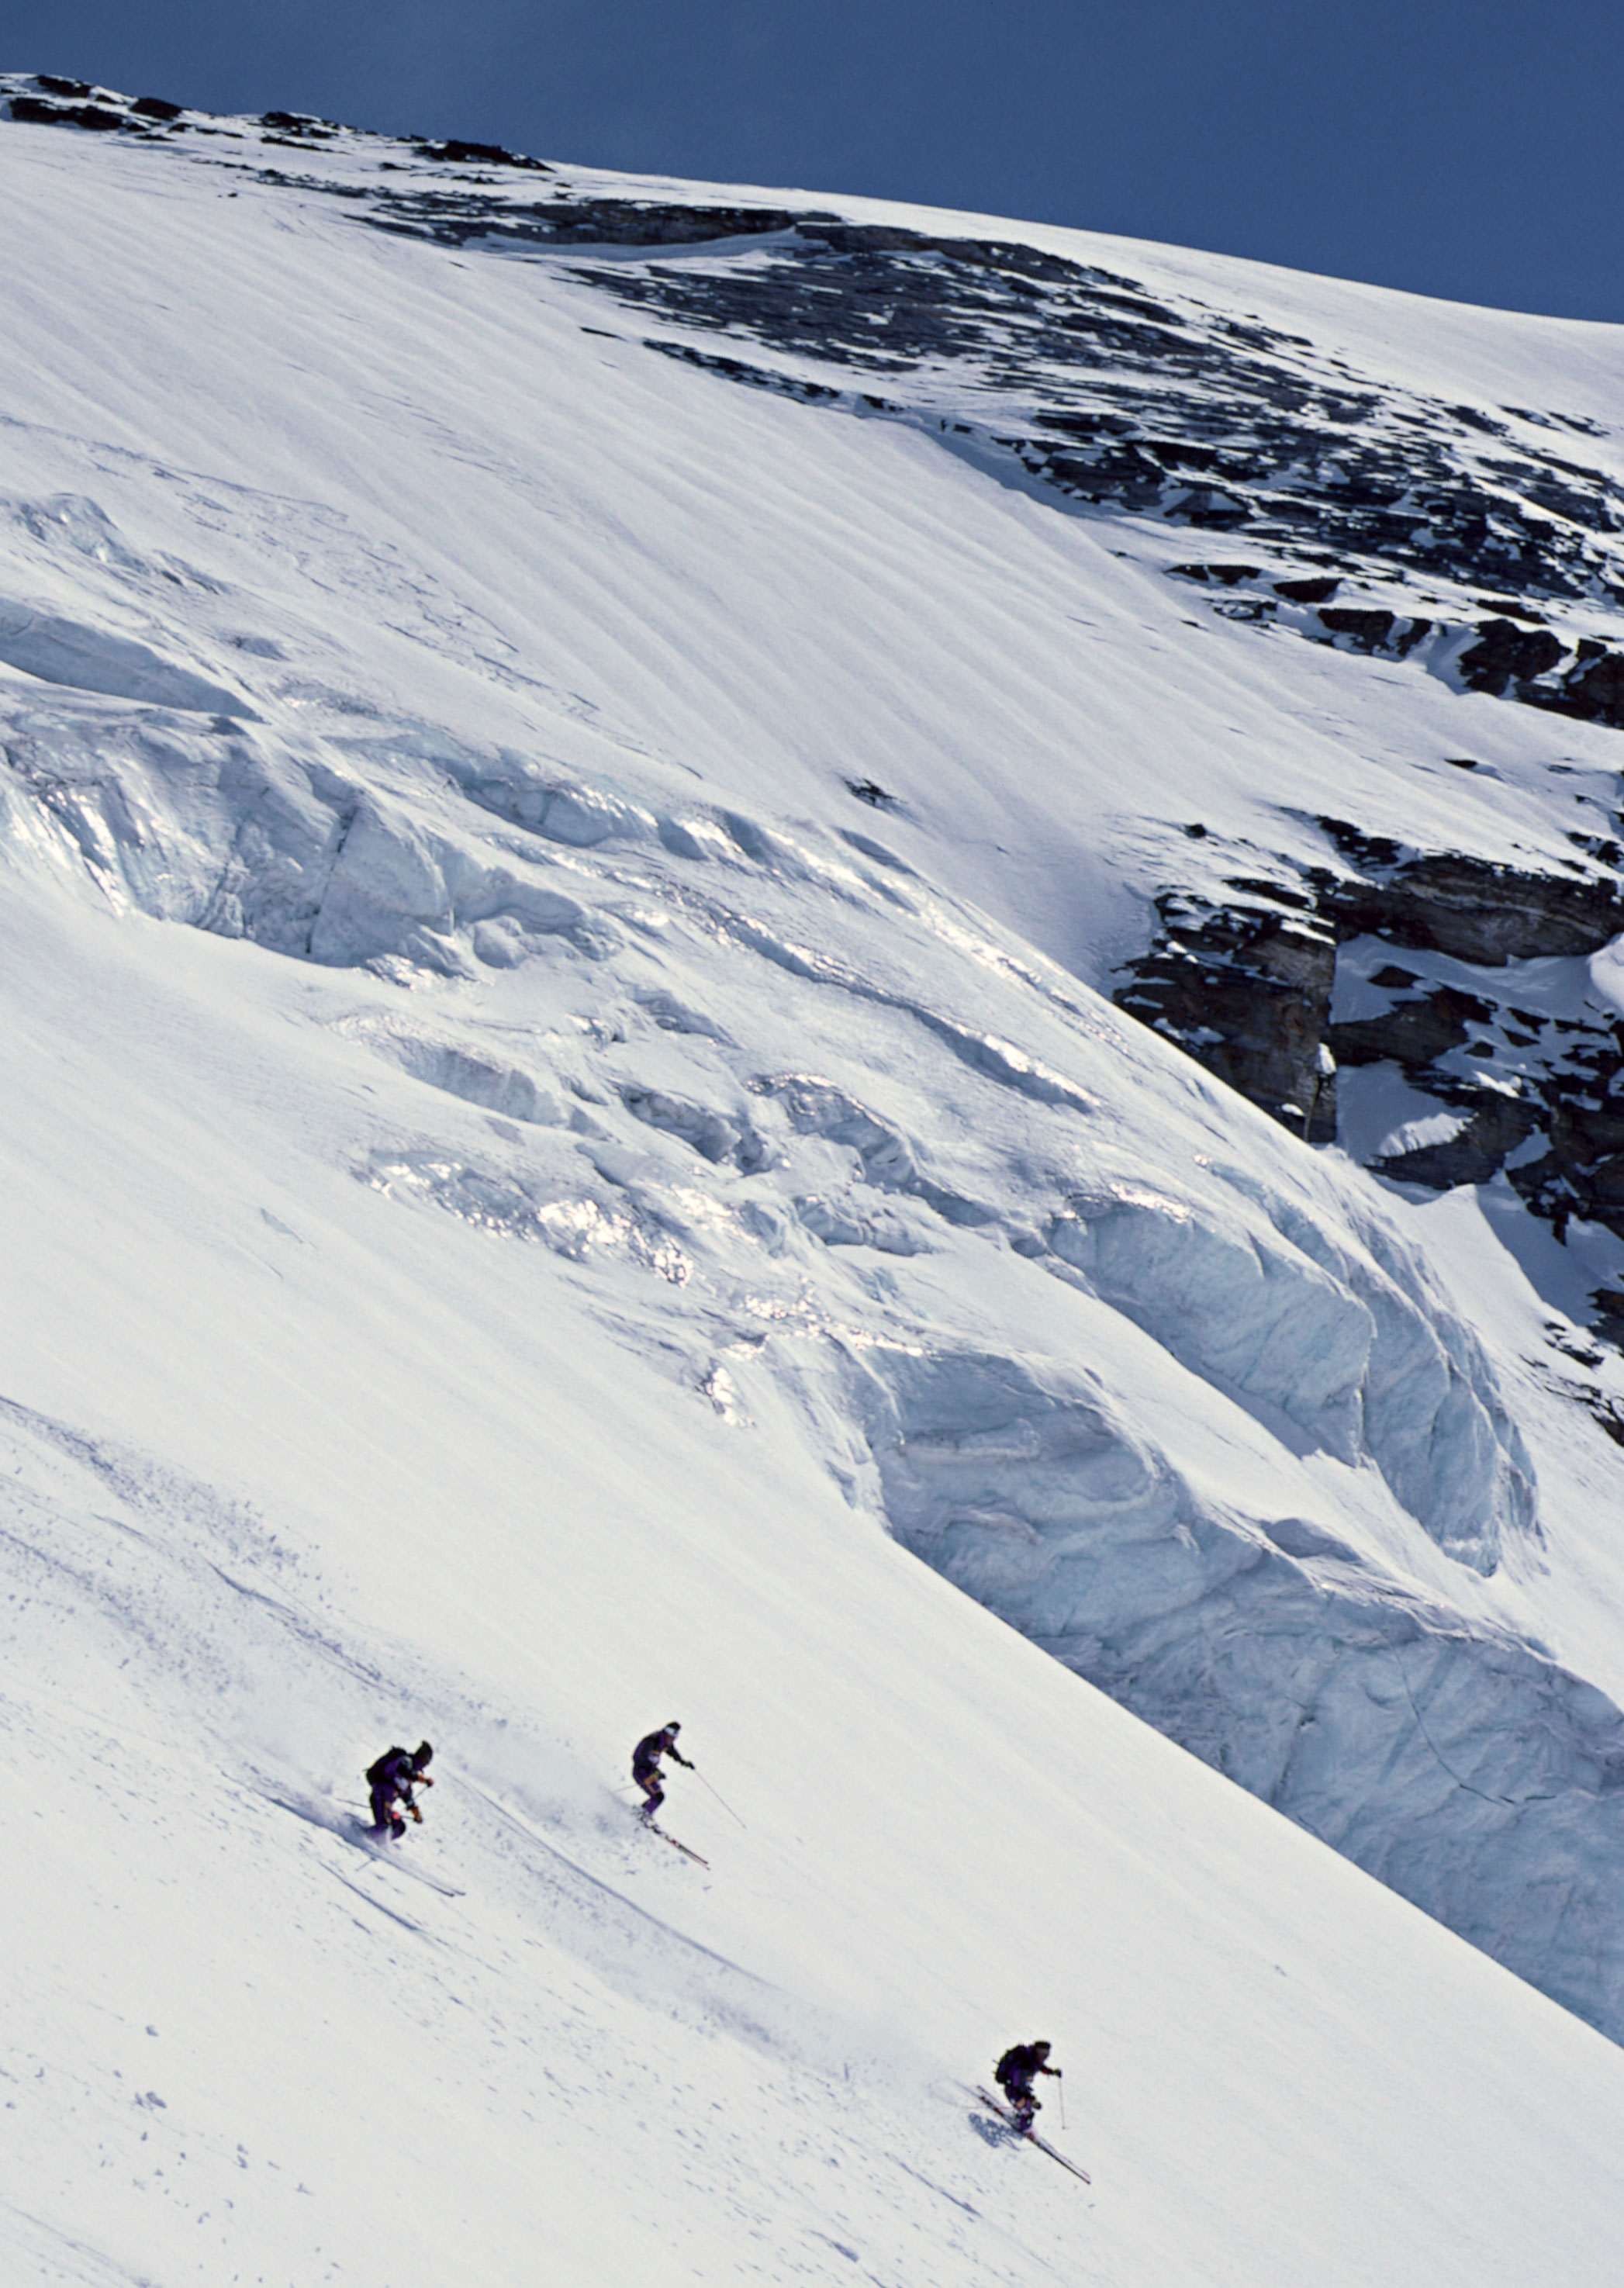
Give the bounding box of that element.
[638,1813,709,1868]
[970,2086,1091,2184]
[351,1816,465,1896]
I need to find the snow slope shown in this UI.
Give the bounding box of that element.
[4,82,1624,2284]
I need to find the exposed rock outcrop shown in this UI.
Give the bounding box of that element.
[1114,888,1339,1142]
[1170,569,1624,734]
[1321,839,1624,964]
[1114,837,1624,1305]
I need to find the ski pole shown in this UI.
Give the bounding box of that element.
[1057,2072,1066,2130]
[694,1769,745,1827]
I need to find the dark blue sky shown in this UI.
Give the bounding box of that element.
[10,2,1623,320]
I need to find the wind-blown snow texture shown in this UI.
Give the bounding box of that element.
[4,76,1624,2286]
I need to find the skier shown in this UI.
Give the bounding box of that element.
[994,2039,1061,2133]
[631,1722,693,1823]
[367,1740,434,1837]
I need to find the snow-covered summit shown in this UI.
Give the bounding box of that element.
[4,74,1624,2285]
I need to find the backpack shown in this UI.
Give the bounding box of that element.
[366,1747,407,1787]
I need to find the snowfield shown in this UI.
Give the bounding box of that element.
[3,79,1624,2285]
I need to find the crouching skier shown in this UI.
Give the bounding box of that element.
[631,1722,693,1823]
[367,1741,434,1837]
[995,2039,1061,2133]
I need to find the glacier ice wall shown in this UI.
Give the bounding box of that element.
[847,1341,1624,2037]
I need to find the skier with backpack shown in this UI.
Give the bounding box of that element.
[367,1741,434,1837]
[995,2039,1061,2133]
[631,1722,693,1823]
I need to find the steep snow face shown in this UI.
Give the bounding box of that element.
[5,74,1624,2172]
[5,891,1623,2288]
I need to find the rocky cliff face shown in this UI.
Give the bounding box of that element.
[1114,879,1341,1143]
[1114,831,1624,1312]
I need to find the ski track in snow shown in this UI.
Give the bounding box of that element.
[0,1395,1092,2287]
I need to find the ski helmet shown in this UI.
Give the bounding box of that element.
[413,1740,434,1768]
[665,1721,681,1734]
